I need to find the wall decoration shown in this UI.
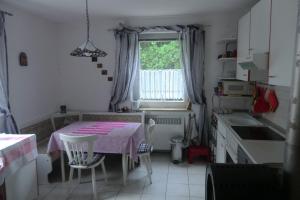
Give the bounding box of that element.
[91,57,97,62]
[19,52,28,66]
[97,63,103,68]
[108,76,113,81]
[101,69,107,75]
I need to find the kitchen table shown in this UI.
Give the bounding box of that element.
[47,121,145,185]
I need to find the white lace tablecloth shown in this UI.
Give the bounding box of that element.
[0,134,38,184]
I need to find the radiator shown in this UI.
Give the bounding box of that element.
[146,114,185,151]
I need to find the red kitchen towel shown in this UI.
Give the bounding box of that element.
[268,89,279,112]
[252,86,270,113]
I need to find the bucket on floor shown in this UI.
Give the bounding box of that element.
[170,136,184,164]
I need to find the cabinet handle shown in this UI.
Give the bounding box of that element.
[268,75,276,78]
[243,74,247,76]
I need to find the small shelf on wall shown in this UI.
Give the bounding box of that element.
[217,57,237,63]
[217,38,237,44]
[217,77,236,80]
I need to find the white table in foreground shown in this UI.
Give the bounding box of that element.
[0,134,38,200]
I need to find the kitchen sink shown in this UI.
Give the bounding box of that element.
[231,126,285,141]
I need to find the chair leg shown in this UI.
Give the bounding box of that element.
[91,167,98,200]
[78,169,81,183]
[131,159,135,169]
[122,153,128,186]
[128,157,132,170]
[147,155,152,174]
[101,162,108,182]
[69,167,74,184]
[142,156,152,184]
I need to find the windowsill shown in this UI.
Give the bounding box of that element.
[139,107,190,112]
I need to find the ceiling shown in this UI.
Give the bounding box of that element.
[2,0,257,22]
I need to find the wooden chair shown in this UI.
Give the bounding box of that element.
[136,119,156,183]
[60,134,107,200]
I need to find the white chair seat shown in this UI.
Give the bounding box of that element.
[137,143,153,154]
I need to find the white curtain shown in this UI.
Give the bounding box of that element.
[0,12,18,133]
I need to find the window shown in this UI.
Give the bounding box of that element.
[137,39,185,102]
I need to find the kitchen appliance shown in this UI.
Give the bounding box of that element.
[206,164,283,200]
[222,80,252,96]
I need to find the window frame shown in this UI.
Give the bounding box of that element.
[133,32,189,109]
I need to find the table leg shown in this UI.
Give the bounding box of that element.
[122,153,128,186]
[60,151,65,182]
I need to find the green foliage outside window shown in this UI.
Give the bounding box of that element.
[140,40,181,70]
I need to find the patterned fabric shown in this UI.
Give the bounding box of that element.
[137,143,153,154]
[0,134,38,184]
[70,153,104,167]
[47,121,145,161]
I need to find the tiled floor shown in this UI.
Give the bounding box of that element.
[37,153,207,200]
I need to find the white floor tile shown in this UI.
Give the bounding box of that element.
[168,163,188,175]
[188,164,207,175]
[188,174,206,185]
[38,184,56,199]
[166,183,189,196]
[119,180,145,194]
[166,195,189,200]
[189,184,205,198]
[43,187,71,200]
[167,173,189,184]
[141,194,165,200]
[42,153,207,200]
[115,193,141,200]
[99,191,118,200]
[142,183,167,195]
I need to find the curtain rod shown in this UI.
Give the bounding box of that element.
[108,23,211,32]
[0,10,13,16]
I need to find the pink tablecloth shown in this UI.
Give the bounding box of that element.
[47,121,145,160]
[0,134,38,184]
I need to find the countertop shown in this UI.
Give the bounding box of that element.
[215,112,285,164]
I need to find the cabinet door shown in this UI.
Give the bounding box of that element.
[250,0,271,55]
[269,0,298,86]
[236,12,250,81]
[216,131,226,163]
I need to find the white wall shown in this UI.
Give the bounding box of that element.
[1,3,60,128]
[57,18,120,112]
[1,2,244,128]
[57,12,243,115]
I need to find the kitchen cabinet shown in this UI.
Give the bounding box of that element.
[236,12,250,81]
[216,121,227,163]
[268,0,298,86]
[250,0,271,55]
[216,131,226,163]
[236,0,271,81]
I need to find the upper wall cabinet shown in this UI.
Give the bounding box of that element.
[250,0,271,55]
[236,0,271,81]
[269,0,298,86]
[236,12,250,81]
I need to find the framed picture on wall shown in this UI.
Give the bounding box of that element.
[19,52,28,66]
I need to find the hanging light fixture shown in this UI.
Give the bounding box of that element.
[70,0,107,62]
